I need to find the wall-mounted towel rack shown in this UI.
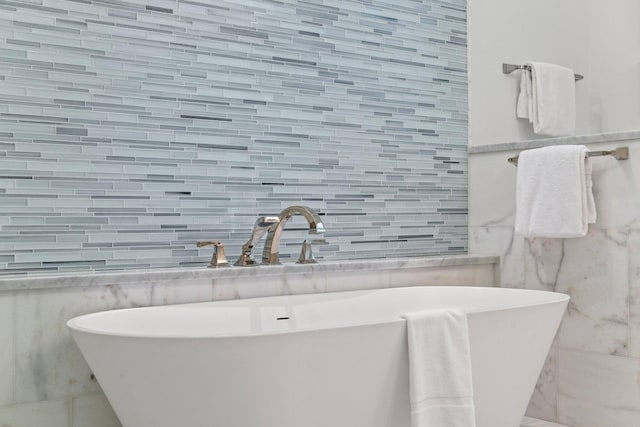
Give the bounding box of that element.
[507,146,629,166]
[503,63,584,82]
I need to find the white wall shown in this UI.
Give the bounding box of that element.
[468,0,640,147]
[584,0,640,134]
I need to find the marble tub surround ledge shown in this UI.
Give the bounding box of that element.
[0,255,498,427]
[0,255,498,292]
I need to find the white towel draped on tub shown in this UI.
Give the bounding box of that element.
[516,61,576,136]
[403,309,476,427]
[515,145,596,238]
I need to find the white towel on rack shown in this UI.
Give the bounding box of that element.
[584,153,596,224]
[515,145,596,238]
[516,68,531,119]
[529,61,576,136]
[403,309,476,427]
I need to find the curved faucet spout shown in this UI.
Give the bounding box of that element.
[262,206,325,265]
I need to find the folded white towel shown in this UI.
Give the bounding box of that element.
[526,66,534,120]
[515,145,596,238]
[585,155,596,224]
[516,67,531,119]
[515,62,576,136]
[403,309,476,427]
[529,61,576,136]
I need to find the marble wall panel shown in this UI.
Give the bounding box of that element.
[0,291,15,407]
[555,228,629,356]
[212,271,328,301]
[469,226,565,291]
[14,283,163,403]
[525,347,559,422]
[586,143,640,229]
[162,278,215,305]
[629,227,640,358]
[387,264,497,288]
[0,399,69,427]
[558,349,640,427]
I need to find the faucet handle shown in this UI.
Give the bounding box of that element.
[296,240,317,264]
[196,241,230,268]
[235,250,258,267]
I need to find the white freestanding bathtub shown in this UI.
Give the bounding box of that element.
[68,286,568,427]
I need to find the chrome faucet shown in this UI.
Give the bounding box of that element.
[235,216,280,266]
[262,206,325,265]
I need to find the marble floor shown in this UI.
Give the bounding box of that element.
[521,416,570,427]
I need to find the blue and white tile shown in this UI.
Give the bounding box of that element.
[0,0,469,276]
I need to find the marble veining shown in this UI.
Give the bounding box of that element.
[0,255,498,292]
[469,133,640,426]
[558,349,640,426]
[629,229,640,359]
[526,348,559,422]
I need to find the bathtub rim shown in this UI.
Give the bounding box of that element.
[66,285,569,340]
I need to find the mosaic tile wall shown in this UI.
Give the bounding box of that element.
[0,0,468,276]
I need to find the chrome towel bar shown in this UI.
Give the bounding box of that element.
[503,63,584,82]
[508,146,629,166]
